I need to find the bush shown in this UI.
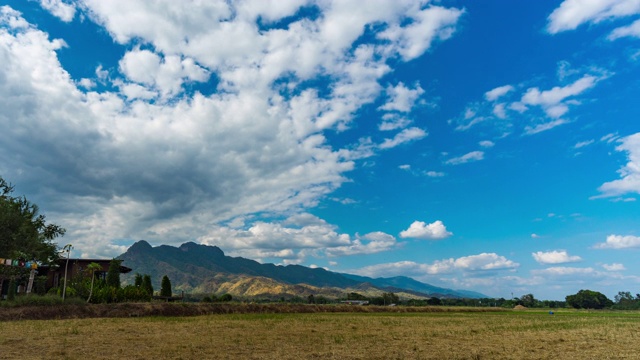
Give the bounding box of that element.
[7,279,17,301]
[0,294,85,308]
[34,276,47,295]
[119,285,152,302]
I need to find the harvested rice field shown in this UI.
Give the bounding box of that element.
[2,308,639,359]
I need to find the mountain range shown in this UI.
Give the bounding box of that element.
[117,241,487,299]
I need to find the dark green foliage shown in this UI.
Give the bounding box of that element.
[0,176,64,265]
[142,274,153,296]
[134,273,143,287]
[612,291,640,310]
[307,294,315,304]
[119,285,152,302]
[427,297,442,306]
[0,294,85,308]
[34,276,47,295]
[520,294,536,308]
[0,177,65,288]
[382,292,399,305]
[160,275,172,297]
[88,285,151,304]
[201,296,212,303]
[7,279,17,301]
[346,292,367,300]
[219,293,232,302]
[106,259,122,289]
[566,289,613,309]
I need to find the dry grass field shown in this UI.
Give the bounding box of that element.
[2,308,640,359]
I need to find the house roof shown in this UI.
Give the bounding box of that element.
[53,258,133,273]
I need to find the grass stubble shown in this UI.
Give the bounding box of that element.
[1,308,639,359]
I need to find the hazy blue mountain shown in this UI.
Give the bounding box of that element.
[340,274,487,299]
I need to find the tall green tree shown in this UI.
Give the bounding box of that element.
[106,259,122,289]
[142,274,154,296]
[0,176,65,263]
[382,292,399,305]
[86,262,102,303]
[520,293,536,308]
[160,275,172,297]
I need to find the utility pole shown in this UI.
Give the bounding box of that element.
[62,244,73,301]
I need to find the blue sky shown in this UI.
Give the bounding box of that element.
[1,0,640,300]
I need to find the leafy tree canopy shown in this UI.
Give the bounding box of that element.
[0,176,65,263]
[566,289,613,309]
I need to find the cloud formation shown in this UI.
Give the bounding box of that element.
[0,3,463,258]
[598,133,640,198]
[445,151,484,165]
[399,220,452,240]
[532,250,582,264]
[452,69,608,136]
[594,234,640,249]
[353,252,519,278]
[546,0,640,34]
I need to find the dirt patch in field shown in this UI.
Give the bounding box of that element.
[513,305,527,310]
[0,302,506,321]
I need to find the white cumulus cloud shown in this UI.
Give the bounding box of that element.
[594,234,640,249]
[352,252,518,278]
[39,0,76,22]
[532,250,582,264]
[399,220,452,240]
[379,82,424,113]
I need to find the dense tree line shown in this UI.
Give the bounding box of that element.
[1,176,65,289]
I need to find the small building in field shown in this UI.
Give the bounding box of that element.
[43,258,133,289]
[0,258,132,298]
[340,300,369,305]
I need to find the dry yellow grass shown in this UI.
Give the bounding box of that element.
[2,310,639,359]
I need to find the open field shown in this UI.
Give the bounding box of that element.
[2,307,640,359]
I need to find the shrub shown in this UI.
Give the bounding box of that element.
[7,279,17,301]
[0,294,85,308]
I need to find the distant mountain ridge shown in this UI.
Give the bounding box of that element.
[117,240,487,299]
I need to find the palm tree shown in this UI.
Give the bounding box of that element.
[86,262,102,303]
